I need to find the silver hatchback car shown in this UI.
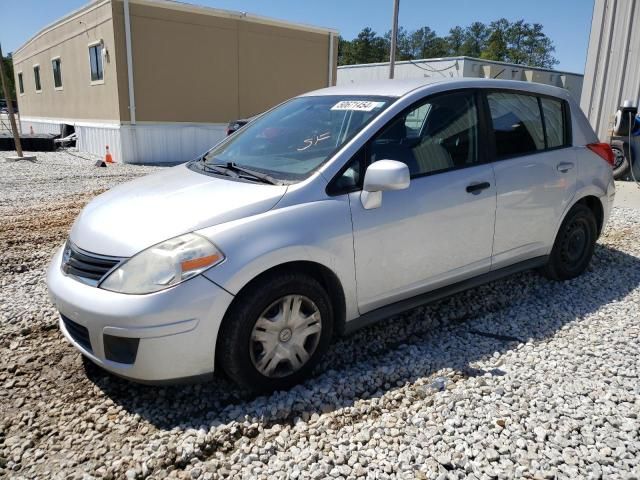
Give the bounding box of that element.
[47,78,615,391]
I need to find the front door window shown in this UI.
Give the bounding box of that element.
[369,91,480,176]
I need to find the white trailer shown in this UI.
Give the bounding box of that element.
[337,56,583,102]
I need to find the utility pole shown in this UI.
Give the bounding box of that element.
[0,43,28,160]
[389,0,400,79]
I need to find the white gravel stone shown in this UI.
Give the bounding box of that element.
[1,151,639,479]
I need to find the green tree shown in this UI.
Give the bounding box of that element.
[384,27,413,60]
[522,23,559,68]
[349,27,388,64]
[1,53,16,101]
[337,20,558,69]
[337,36,354,65]
[503,20,558,67]
[395,27,414,60]
[481,30,508,61]
[461,22,489,58]
[481,19,510,61]
[505,20,528,64]
[409,27,449,58]
[446,26,466,56]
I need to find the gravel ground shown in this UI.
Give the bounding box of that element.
[1,150,639,480]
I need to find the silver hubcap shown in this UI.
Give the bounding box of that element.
[250,295,322,378]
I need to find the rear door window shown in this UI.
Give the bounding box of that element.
[487,92,545,158]
[540,97,566,149]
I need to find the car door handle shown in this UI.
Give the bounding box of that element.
[466,182,491,194]
[556,162,575,173]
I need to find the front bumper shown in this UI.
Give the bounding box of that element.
[46,246,234,382]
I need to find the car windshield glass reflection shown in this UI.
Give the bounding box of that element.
[201,96,392,181]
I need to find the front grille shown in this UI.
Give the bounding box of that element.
[62,242,122,285]
[61,314,92,352]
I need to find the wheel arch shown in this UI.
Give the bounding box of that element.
[552,194,604,246]
[542,194,603,281]
[576,195,604,236]
[215,260,348,366]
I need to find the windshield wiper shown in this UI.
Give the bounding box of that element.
[209,162,279,185]
[198,162,239,178]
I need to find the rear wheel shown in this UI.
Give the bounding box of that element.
[217,272,333,392]
[541,203,597,281]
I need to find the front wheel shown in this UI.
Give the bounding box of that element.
[541,203,597,281]
[217,272,333,392]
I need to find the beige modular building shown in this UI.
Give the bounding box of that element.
[12,0,339,163]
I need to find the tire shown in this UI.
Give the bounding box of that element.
[541,203,598,281]
[217,271,333,392]
[611,141,629,179]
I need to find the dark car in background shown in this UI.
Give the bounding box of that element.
[0,99,19,114]
[226,116,258,135]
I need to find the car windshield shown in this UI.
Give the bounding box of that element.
[200,95,393,182]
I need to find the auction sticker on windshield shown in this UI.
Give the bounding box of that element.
[331,100,386,112]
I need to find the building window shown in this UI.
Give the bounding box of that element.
[89,43,104,82]
[52,57,63,89]
[18,72,24,94]
[33,65,41,92]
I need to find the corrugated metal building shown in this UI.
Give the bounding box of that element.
[12,0,338,163]
[337,56,584,102]
[581,0,640,141]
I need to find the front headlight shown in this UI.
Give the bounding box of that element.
[100,233,224,294]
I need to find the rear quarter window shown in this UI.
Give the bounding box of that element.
[540,97,569,148]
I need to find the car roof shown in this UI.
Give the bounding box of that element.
[301,77,572,101]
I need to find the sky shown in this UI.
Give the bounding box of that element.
[1,0,594,73]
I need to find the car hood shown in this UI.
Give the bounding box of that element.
[70,164,288,257]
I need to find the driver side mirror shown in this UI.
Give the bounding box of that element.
[361,160,410,209]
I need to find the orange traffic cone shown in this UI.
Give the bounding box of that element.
[104,145,114,164]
